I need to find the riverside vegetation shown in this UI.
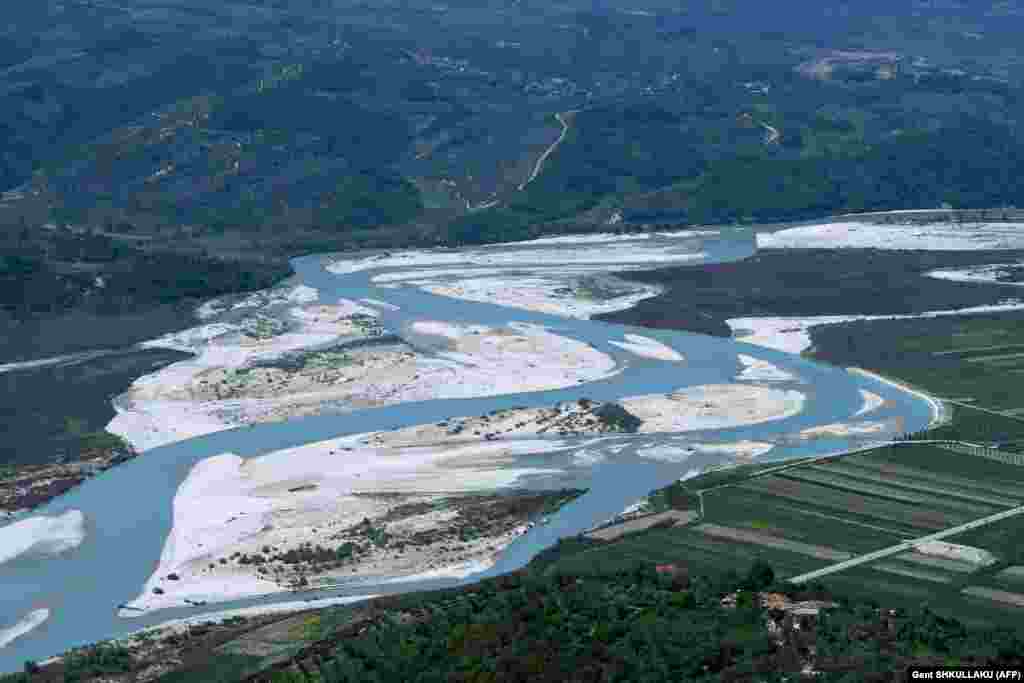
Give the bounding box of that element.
[12,559,1021,682]
[11,440,1024,683]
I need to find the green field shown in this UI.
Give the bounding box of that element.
[538,311,1024,630]
[813,313,1024,446]
[543,444,1024,626]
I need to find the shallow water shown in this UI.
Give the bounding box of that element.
[0,233,933,671]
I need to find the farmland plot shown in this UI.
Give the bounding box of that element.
[964,351,1024,366]
[808,313,1024,417]
[962,586,1024,608]
[649,527,825,578]
[995,566,1024,584]
[937,344,1024,360]
[695,523,850,562]
[702,487,908,551]
[552,441,1024,624]
[871,444,1024,486]
[804,462,1017,509]
[835,457,1024,504]
[820,572,939,603]
[776,468,998,518]
[741,476,959,532]
[820,567,1021,628]
[871,561,955,584]
[545,525,822,579]
[945,512,1024,567]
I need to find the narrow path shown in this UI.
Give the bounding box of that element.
[933,343,1024,356]
[942,397,1024,425]
[518,110,576,191]
[466,198,500,212]
[0,348,121,375]
[697,440,1013,500]
[697,443,893,497]
[786,503,1024,584]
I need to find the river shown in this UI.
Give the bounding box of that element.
[0,231,934,672]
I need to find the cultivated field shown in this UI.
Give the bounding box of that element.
[544,443,1024,626]
[811,312,1024,447]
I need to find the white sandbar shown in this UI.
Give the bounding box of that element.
[111,316,616,452]
[419,276,662,320]
[609,334,685,361]
[124,595,379,634]
[926,264,1024,286]
[0,609,50,650]
[759,221,1024,251]
[621,384,805,433]
[123,434,569,614]
[854,389,886,417]
[799,421,888,438]
[848,367,948,427]
[0,510,86,567]
[735,354,795,382]
[728,301,1024,355]
[328,243,706,274]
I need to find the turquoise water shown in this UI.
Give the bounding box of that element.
[0,235,933,671]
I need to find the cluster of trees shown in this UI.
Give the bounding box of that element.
[602,249,1024,339]
[248,558,1024,683]
[6,548,1024,681]
[593,403,642,434]
[0,230,289,320]
[267,562,782,683]
[452,49,1024,240]
[10,643,132,683]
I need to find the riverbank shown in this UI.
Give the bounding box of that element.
[0,445,134,518]
[847,368,949,429]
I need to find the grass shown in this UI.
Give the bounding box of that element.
[543,525,821,580]
[242,315,287,340]
[947,513,1024,567]
[812,312,1024,429]
[539,443,1024,627]
[148,654,260,683]
[815,460,1021,507]
[740,473,955,534]
[305,351,354,369]
[644,459,808,513]
[700,486,908,553]
[872,444,1024,487]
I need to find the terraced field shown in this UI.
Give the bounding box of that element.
[545,442,1024,625]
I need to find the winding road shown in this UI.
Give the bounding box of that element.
[518,110,576,191]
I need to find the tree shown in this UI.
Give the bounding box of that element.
[742,560,775,591]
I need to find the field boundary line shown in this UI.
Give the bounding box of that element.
[941,397,1024,426]
[787,503,1024,585]
[700,438,1022,501]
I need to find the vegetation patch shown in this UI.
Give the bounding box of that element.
[599,248,1024,337]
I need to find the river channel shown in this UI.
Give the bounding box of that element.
[0,232,934,671]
